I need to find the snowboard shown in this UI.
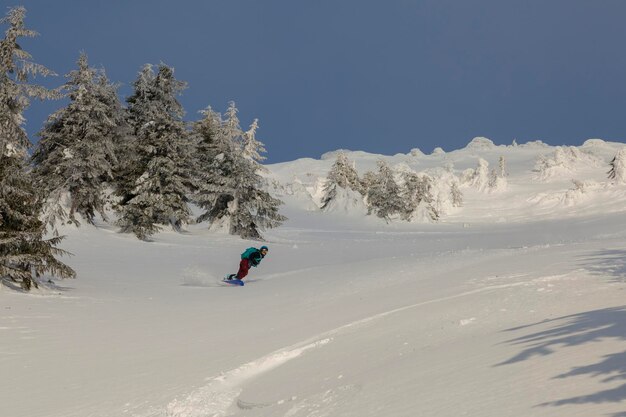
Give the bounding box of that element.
[223,276,245,286]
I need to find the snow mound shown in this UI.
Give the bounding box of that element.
[308,176,328,206]
[322,187,368,216]
[321,150,378,161]
[408,201,439,223]
[271,178,319,211]
[320,149,353,160]
[489,175,508,193]
[518,140,549,149]
[582,138,608,148]
[465,137,495,150]
[528,180,605,208]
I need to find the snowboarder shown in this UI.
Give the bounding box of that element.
[226,246,269,282]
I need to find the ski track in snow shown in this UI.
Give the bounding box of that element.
[165,339,332,417]
[162,274,564,417]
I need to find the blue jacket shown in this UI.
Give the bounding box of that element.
[246,249,265,267]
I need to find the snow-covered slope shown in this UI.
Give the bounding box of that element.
[3,138,626,417]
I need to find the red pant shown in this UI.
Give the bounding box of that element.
[236,259,251,279]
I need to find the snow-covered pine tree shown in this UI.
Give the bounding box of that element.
[113,64,154,205]
[401,172,438,221]
[469,158,490,190]
[0,7,75,290]
[487,156,508,191]
[499,156,507,177]
[321,152,362,210]
[360,170,377,193]
[364,160,404,220]
[193,103,249,226]
[242,118,265,162]
[450,181,463,207]
[608,148,626,184]
[198,102,285,239]
[192,106,232,223]
[32,53,125,226]
[116,64,196,240]
[488,169,498,188]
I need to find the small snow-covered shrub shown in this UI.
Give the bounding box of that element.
[534,146,602,181]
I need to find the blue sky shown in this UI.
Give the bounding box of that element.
[12,0,626,162]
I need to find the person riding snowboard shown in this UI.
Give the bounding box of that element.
[227,246,269,282]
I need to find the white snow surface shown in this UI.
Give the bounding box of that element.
[3,138,626,417]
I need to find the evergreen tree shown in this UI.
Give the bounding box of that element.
[450,181,463,207]
[242,118,265,162]
[116,64,196,240]
[360,171,377,193]
[321,152,362,210]
[488,156,508,191]
[365,160,404,220]
[469,158,490,190]
[192,104,246,225]
[401,172,438,221]
[488,168,498,188]
[608,148,626,184]
[204,102,285,239]
[193,102,285,239]
[32,53,125,226]
[192,106,231,223]
[0,7,74,290]
[498,156,507,178]
[114,64,154,204]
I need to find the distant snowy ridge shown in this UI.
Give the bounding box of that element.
[266,137,626,224]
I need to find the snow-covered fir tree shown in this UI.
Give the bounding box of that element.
[32,53,126,226]
[0,7,74,290]
[450,181,463,207]
[229,164,286,239]
[469,158,490,191]
[321,152,362,210]
[488,169,498,188]
[194,102,285,239]
[192,104,246,225]
[364,160,404,220]
[223,104,286,239]
[401,172,439,221]
[498,156,507,178]
[192,106,230,222]
[116,64,196,240]
[608,148,626,184]
[242,118,265,162]
[488,159,508,192]
[360,170,377,193]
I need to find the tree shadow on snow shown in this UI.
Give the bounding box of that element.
[1,277,75,293]
[496,306,626,416]
[577,249,626,283]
